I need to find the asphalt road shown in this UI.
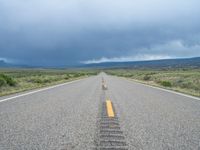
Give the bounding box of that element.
[0,73,200,150]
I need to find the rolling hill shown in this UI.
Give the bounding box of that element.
[1,57,200,69]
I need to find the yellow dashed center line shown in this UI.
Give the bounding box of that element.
[106,100,115,117]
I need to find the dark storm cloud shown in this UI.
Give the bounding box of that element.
[0,0,200,66]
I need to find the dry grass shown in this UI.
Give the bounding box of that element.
[105,68,200,97]
[0,69,99,96]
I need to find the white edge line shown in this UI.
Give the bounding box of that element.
[0,78,84,103]
[117,76,200,101]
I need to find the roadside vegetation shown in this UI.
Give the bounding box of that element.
[105,68,200,97]
[0,69,99,96]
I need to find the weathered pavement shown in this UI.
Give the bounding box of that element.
[0,73,200,150]
[0,76,101,150]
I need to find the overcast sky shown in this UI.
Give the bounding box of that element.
[0,0,200,66]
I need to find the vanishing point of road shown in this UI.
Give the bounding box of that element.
[0,73,200,150]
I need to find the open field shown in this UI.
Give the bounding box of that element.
[1,68,199,97]
[105,68,200,97]
[0,69,99,96]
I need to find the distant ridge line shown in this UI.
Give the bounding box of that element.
[0,57,200,69]
[82,57,200,69]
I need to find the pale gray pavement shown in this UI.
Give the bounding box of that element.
[0,76,101,150]
[104,75,200,150]
[0,73,200,150]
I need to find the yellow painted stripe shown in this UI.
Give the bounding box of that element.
[106,100,115,117]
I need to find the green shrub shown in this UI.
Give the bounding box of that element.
[143,75,151,81]
[160,81,172,87]
[33,79,43,84]
[0,77,6,87]
[73,73,81,77]
[32,78,51,84]
[0,74,16,86]
[64,76,69,80]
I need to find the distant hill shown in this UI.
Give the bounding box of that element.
[0,60,30,68]
[0,60,12,67]
[1,57,200,69]
[83,57,200,69]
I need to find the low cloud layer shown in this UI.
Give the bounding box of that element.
[83,40,200,64]
[82,55,171,64]
[0,0,200,66]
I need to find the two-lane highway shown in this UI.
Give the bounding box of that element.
[0,73,200,150]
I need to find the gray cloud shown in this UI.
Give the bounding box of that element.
[83,40,200,64]
[0,0,200,66]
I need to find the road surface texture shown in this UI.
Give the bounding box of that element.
[0,73,200,150]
